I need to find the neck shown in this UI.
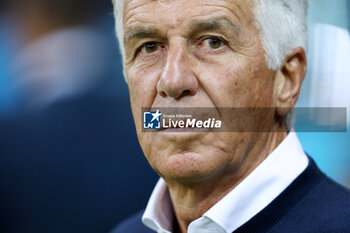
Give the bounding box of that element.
[166,125,288,233]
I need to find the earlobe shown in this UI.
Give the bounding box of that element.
[274,47,307,116]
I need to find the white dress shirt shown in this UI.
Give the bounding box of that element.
[142,132,309,233]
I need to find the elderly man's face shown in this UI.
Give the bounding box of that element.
[123,0,278,182]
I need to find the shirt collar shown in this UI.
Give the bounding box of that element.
[142,132,308,233]
[142,179,174,233]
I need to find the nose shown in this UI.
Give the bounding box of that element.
[157,45,199,99]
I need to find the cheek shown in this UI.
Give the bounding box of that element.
[201,58,274,108]
[246,63,275,107]
[127,66,162,148]
[127,67,160,108]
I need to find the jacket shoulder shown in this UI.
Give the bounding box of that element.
[274,172,350,232]
[110,210,154,233]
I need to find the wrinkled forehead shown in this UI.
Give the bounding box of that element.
[123,0,256,28]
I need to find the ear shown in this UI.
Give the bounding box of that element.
[273,47,307,116]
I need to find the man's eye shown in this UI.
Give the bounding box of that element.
[204,37,224,49]
[142,42,160,53]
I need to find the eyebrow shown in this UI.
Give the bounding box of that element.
[125,28,163,42]
[188,17,238,34]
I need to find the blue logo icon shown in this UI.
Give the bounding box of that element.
[143,110,162,129]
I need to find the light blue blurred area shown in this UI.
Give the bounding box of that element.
[298,131,350,184]
[0,20,17,117]
[0,15,128,115]
[297,0,350,186]
[308,0,348,28]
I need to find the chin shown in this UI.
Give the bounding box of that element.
[151,151,227,184]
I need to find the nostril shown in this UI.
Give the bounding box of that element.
[175,90,192,99]
[160,91,167,98]
[183,90,191,96]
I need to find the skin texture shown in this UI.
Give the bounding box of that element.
[122,0,306,232]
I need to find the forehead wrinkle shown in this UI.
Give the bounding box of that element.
[124,0,157,26]
[124,0,251,43]
[124,0,183,35]
[198,0,252,25]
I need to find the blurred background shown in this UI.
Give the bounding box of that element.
[0,0,349,232]
[0,0,158,232]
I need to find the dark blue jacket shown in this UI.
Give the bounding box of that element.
[111,158,350,233]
